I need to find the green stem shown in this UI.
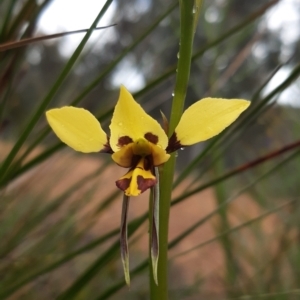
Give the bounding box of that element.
[150,0,198,298]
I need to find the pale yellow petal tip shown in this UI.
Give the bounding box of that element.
[235,99,251,109]
[117,85,137,109]
[119,85,131,100]
[45,107,63,120]
[120,84,128,92]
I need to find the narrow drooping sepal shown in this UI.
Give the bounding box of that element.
[150,167,160,285]
[173,98,250,147]
[46,107,107,153]
[120,195,130,286]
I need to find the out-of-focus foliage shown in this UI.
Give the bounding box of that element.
[3,0,298,133]
[1,0,300,299]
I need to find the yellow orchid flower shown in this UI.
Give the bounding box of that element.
[46,85,250,197]
[46,85,250,285]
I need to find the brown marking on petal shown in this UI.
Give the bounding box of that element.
[116,178,131,192]
[131,155,141,168]
[137,175,157,193]
[144,132,158,144]
[100,136,114,154]
[118,136,133,147]
[143,155,154,171]
[166,132,184,153]
[100,144,113,154]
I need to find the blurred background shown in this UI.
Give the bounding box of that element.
[0,0,300,299]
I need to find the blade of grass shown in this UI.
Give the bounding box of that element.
[173,139,300,205]
[56,209,145,300]
[0,25,116,51]
[97,261,148,300]
[4,103,299,298]
[228,289,300,300]
[213,148,240,290]
[0,1,178,186]
[0,159,111,258]
[169,147,300,253]
[174,62,300,188]
[134,0,279,99]
[0,0,18,40]
[98,146,300,298]
[87,144,300,298]
[4,0,38,39]
[172,198,297,260]
[1,0,274,185]
[0,212,146,299]
[0,0,113,183]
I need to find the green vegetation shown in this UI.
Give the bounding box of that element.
[0,0,300,299]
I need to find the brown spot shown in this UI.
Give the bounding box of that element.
[118,136,133,147]
[144,132,158,144]
[166,132,184,153]
[143,155,153,171]
[131,155,141,168]
[137,175,157,193]
[100,136,114,154]
[116,178,131,192]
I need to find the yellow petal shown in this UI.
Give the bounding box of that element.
[151,143,170,166]
[175,98,250,145]
[116,158,156,196]
[112,144,134,167]
[109,85,168,152]
[46,106,107,153]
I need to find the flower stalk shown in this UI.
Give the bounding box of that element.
[150,0,200,298]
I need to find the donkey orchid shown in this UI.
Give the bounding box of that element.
[46,85,250,285]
